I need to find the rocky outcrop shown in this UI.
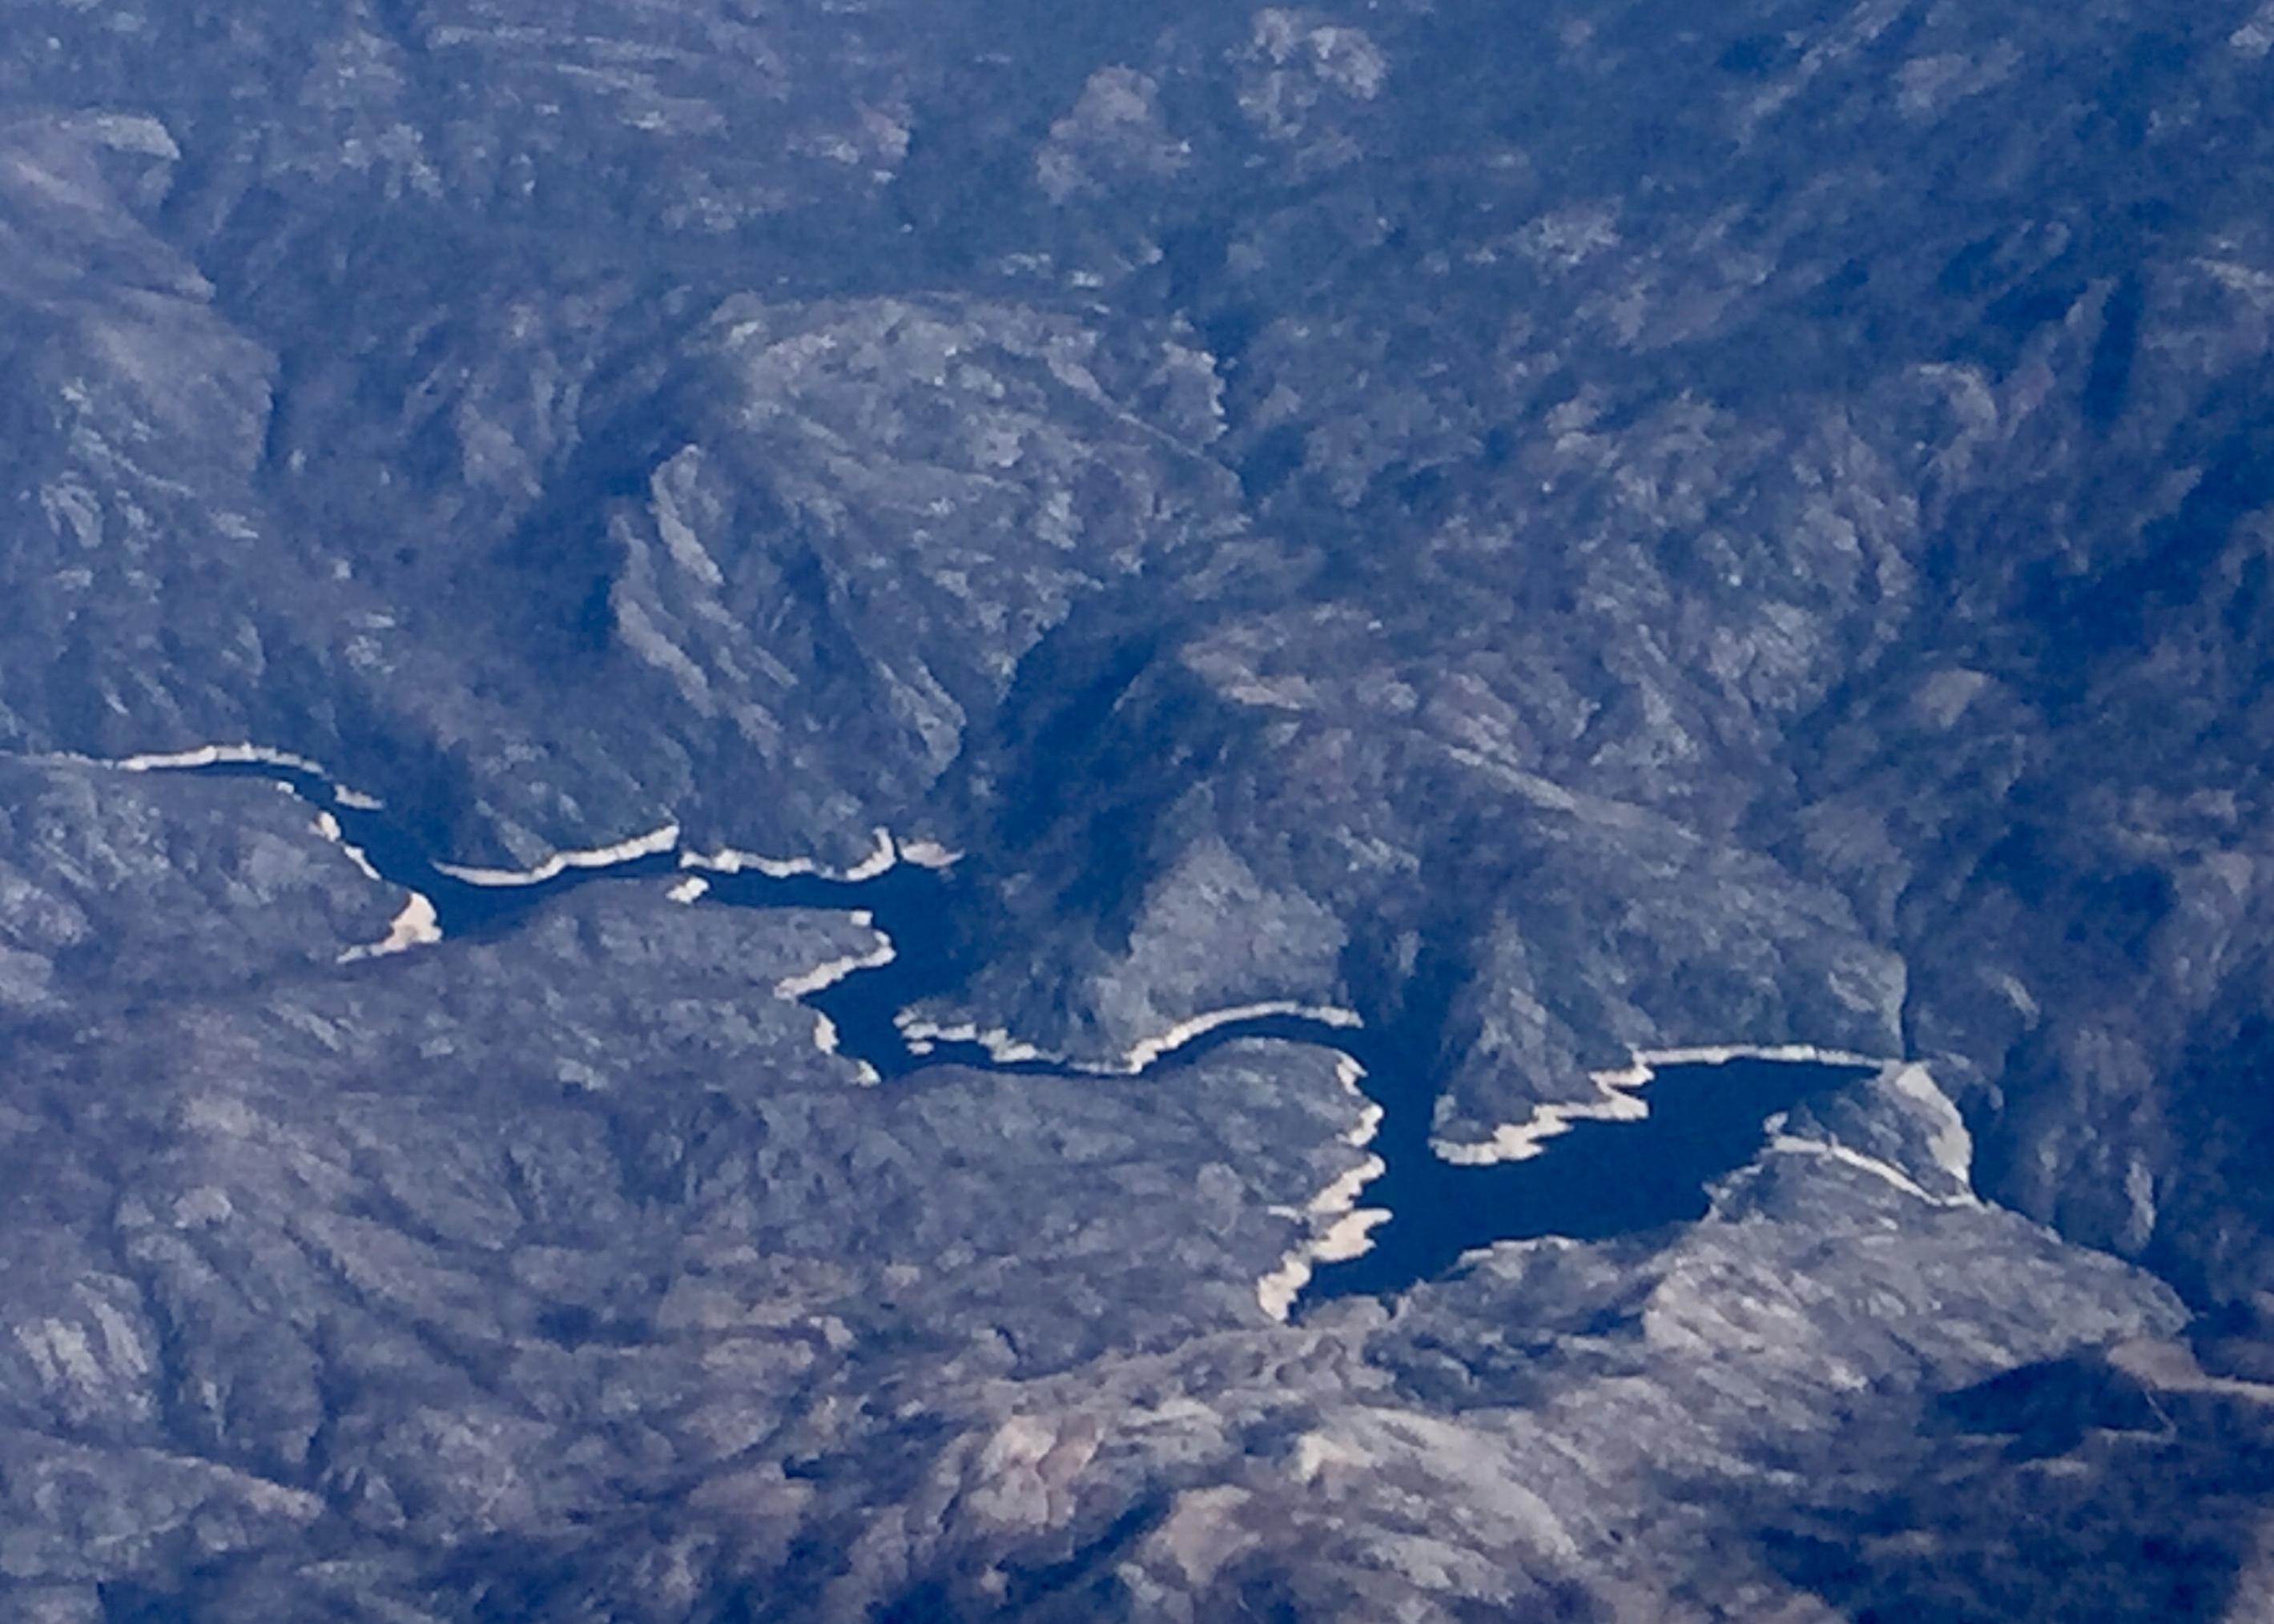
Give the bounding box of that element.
[4,0,2274,1611]
[0,756,2208,1619]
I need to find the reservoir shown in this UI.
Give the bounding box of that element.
[191,759,1878,1311]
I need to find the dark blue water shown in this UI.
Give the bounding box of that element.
[193,761,1874,1309]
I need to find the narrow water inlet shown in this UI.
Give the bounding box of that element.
[142,757,1880,1312]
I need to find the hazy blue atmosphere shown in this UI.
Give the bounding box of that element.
[2,0,2272,1618]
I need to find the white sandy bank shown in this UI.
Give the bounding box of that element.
[1255,1054,1392,1321]
[1435,1043,1886,1167]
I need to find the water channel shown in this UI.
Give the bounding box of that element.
[192,759,1875,1310]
